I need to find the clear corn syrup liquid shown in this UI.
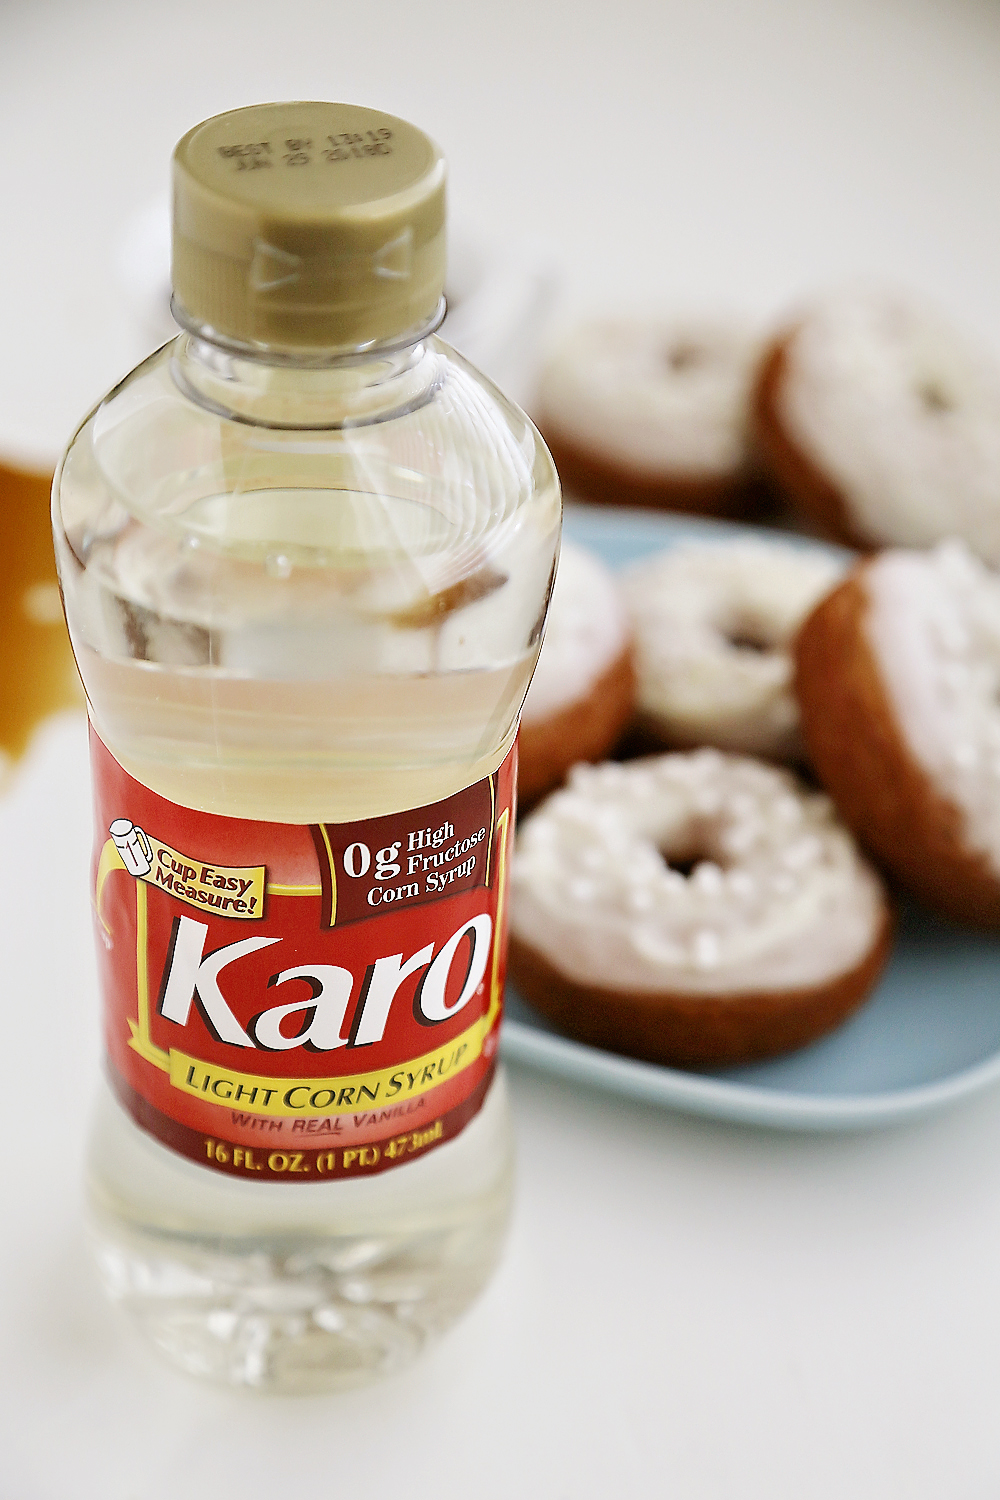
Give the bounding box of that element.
[53,334,561,1390]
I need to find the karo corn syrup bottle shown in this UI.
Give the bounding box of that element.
[52,102,561,1392]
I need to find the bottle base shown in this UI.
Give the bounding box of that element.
[86,1071,515,1393]
[90,1194,511,1393]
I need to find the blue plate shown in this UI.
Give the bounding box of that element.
[500,505,1000,1129]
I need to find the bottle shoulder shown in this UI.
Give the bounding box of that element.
[55,334,560,561]
[52,332,561,769]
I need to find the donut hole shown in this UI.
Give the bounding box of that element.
[916,379,955,415]
[664,340,706,374]
[657,816,728,878]
[720,610,778,655]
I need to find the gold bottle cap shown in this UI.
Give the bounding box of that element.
[172,101,446,353]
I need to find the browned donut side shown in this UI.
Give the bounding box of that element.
[538,424,767,518]
[752,335,873,550]
[626,705,800,765]
[794,570,1000,927]
[518,645,636,810]
[508,905,893,1069]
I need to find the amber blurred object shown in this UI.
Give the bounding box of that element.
[0,461,82,760]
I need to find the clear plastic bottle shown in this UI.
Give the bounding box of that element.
[52,102,560,1392]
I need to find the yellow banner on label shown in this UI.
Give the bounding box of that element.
[168,1013,491,1117]
[98,831,266,921]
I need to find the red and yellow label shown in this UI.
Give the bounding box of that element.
[90,728,515,1179]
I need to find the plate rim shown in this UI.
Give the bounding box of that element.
[499,1013,1000,1131]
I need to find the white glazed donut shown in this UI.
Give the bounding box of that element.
[623,539,846,761]
[508,751,891,1066]
[519,539,633,804]
[796,540,1000,926]
[755,285,1000,563]
[535,318,766,515]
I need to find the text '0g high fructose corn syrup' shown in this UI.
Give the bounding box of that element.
[52,102,561,1392]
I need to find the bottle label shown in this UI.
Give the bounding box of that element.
[90,728,516,1181]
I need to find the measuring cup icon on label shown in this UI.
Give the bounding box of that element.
[109,817,154,877]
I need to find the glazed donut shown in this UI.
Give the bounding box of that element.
[519,539,634,806]
[796,541,1000,927]
[623,538,846,761]
[754,285,1000,563]
[535,318,766,516]
[508,752,892,1067]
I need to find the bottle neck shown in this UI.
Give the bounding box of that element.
[169,313,446,431]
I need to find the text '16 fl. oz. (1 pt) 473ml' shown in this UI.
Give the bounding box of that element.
[51,100,561,1392]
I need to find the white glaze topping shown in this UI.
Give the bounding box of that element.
[522,539,630,722]
[623,539,845,759]
[777,286,1000,564]
[537,318,762,477]
[864,541,1000,876]
[511,752,885,995]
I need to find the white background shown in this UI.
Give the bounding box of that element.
[3,0,1000,464]
[4,0,1000,1494]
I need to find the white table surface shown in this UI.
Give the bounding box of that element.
[4,1,1000,1494]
